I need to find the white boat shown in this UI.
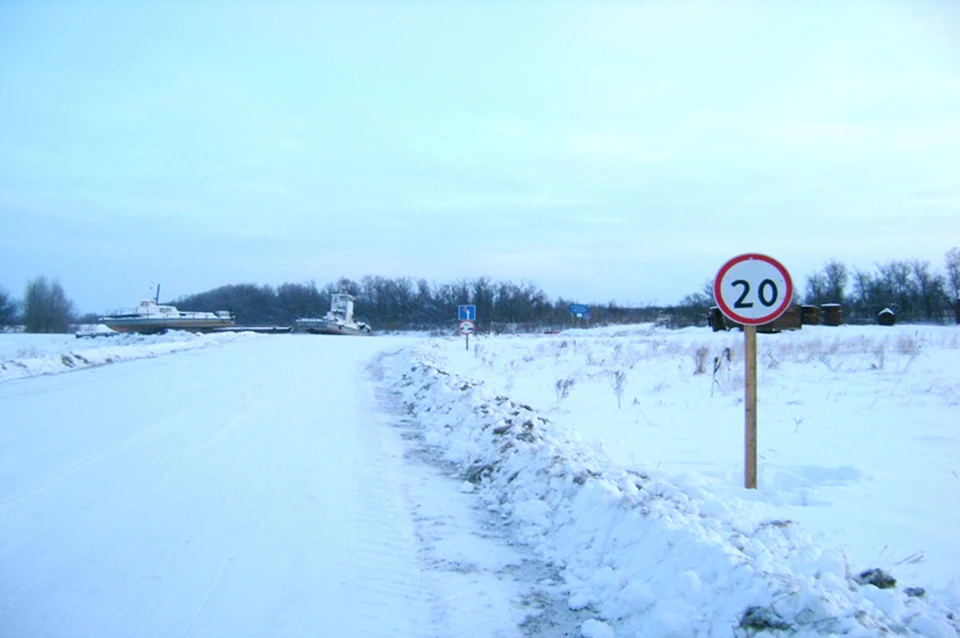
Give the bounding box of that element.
[295,293,372,335]
[100,288,235,334]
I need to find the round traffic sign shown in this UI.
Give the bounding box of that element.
[458,320,476,335]
[713,253,793,325]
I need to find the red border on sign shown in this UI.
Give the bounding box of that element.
[713,253,793,325]
[458,319,476,334]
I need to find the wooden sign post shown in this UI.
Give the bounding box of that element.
[744,324,758,489]
[714,254,792,489]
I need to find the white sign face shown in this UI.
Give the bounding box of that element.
[458,320,476,335]
[713,254,793,325]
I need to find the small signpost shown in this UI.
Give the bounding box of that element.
[713,253,793,489]
[457,306,478,350]
[458,319,476,350]
[569,303,590,325]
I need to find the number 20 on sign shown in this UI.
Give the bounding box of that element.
[713,254,793,489]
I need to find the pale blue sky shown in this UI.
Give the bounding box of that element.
[2,0,959,313]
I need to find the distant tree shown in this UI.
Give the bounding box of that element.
[803,272,829,306]
[822,259,848,304]
[850,268,873,305]
[910,259,948,322]
[174,284,277,325]
[276,281,324,324]
[671,279,714,327]
[333,277,361,297]
[847,268,879,321]
[0,286,17,325]
[472,277,495,328]
[801,259,848,307]
[434,279,471,320]
[494,280,547,324]
[946,247,960,301]
[76,312,100,324]
[411,278,444,327]
[677,279,713,308]
[23,276,75,333]
[876,260,915,319]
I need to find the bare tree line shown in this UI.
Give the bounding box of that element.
[801,249,960,323]
[3,248,957,333]
[0,276,75,333]
[171,276,659,330]
[169,248,960,330]
[661,248,960,328]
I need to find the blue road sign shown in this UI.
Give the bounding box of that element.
[458,305,476,321]
[569,303,589,316]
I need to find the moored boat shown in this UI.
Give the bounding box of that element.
[100,289,234,334]
[295,293,372,335]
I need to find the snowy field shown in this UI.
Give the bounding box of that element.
[386,323,960,636]
[1,325,959,636]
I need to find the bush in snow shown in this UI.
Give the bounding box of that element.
[555,377,575,404]
[611,370,627,410]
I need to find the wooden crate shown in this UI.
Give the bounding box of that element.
[822,303,843,326]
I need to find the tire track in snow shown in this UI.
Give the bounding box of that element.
[180,464,290,638]
[1,399,215,511]
[0,345,230,450]
[341,386,438,637]
[0,350,254,511]
[0,339,299,636]
[372,362,588,638]
[129,338,445,637]
[0,381,274,554]
[0,388,277,617]
[126,400,302,637]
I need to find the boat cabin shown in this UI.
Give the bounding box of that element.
[136,300,178,316]
[328,293,356,323]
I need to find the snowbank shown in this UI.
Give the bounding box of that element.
[0,331,260,382]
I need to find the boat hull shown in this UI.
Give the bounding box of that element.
[295,319,371,336]
[102,317,236,334]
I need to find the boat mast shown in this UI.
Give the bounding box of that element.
[155,284,161,304]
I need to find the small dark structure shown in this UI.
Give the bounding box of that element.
[822,303,843,326]
[800,305,820,325]
[708,304,801,333]
[877,308,895,326]
[955,298,960,325]
[759,303,801,333]
[709,307,727,332]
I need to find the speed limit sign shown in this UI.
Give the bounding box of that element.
[713,253,793,490]
[713,253,793,325]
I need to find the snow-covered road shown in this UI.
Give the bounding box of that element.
[0,336,538,637]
